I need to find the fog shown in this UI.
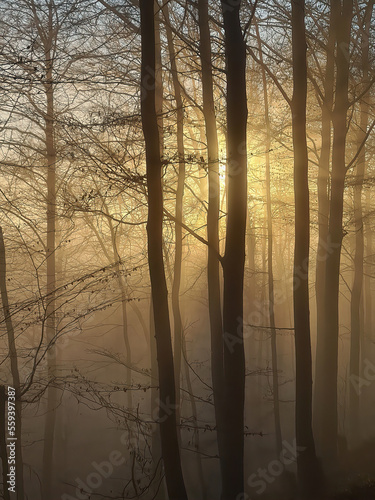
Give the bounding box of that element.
[0,0,375,499]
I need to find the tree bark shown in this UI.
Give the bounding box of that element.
[220,0,247,496]
[349,0,374,446]
[42,25,58,499]
[0,228,24,500]
[320,0,353,467]
[291,0,321,496]
[364,192,372,342]
[181,337,207,500]
[197,0,225,480]
[313,5,335,452]
[140,1,187,498]
[162,0,185,424]
[255,17,283,458]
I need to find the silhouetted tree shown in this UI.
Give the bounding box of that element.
[140,1,187,498]
[291,0,321,496]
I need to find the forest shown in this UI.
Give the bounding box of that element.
[0,0,374,499]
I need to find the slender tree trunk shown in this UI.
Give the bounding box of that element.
[220,0,247,496]
[255,18,283,457]
[181,337,207,500]
[149,301,166,500]
[0,230,24,500]
[82,207,133,409]
[256,236,267,416]
[320,0,353,467]
[313,6,334,451]
[291,1,321,496]
[140,2,187,498]
[349,0,374,446]
[152,7,166,497]
[155,0,164,153]
[108,216,133,409]
[43,32,58,499]
[364,195,372,341]
[163,0,185,423]
[119,276,132,407]
[197,0,225,480]
[246,212,256,310]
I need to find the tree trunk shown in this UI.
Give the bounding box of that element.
[291,0,321,496]
[197,0,225,481]
[320,0,353,467]
[162,0,185,424]
[43,31,58,500]
[220,0,247,496]
[149,301,166,500]
[155,0,164,154]
[152,6,166,497]
[313,5,335,452]
[255,17,283,457]
[140,1,187,498]
[0,228,24,500]
[349,0,374,447]
[107,213,133,409]
[181,336,207,500]
[364,194,372,342]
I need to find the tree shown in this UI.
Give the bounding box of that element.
[220,0,248,497]
[162,0,186,423]
[320,0,353,466]
[197,0,225,477]
[254,16,283,459]
[349,0,374,446]
[140,1,187,498]
[0,228,24,500]
[291,0,321,496]
[313,3,335,452]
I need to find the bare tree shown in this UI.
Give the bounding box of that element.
[140,1,187,498]
[349,0,374,446]
[320,0,353,467]
[0,228,24,500]
[291,0,321,496]
[220,0,248,497]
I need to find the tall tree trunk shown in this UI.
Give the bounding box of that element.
[320,0,353,467]
[106,210,133,409]
[149,301,166,500]
[152,7,166,497]
[155,0,164,154]
[140,2,187,499]
[349,0,374,446]
[220,0,247,497]
[181,337,207,500]
[291,1,321,496]
[0,229,24,500]
[82,206,133,409]
[313,5,335,452]
[162,0,185,423]
[197,0,225,480]
[255,18,283,457]
[43,29,58,499]
[364,193,372,341]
